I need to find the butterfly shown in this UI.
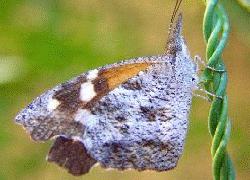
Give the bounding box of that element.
[15,2,199,176]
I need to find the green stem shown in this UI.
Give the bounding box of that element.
[202,0,235,179]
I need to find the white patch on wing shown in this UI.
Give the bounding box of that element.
[80,82,96,102]
[87,69,99,80]
[47,97,60,111]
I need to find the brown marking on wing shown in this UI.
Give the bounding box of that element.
[53,63,151,111]
[47,136,97,176]
[53,76,87,114]
[84,62,151,109]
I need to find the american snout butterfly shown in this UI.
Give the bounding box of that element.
[15,0,199,176]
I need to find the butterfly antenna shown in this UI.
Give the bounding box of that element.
[170,0,182,24]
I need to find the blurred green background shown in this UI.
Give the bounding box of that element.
[0,0,249,179]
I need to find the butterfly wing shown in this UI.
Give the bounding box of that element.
[15,58,152,141]
[15,56,194,175]
[15,14,198,175]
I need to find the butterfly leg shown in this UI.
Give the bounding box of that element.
[193,92,211,102]
[193,88,223,102]
[194,55,226,73]
[197,87,223,100]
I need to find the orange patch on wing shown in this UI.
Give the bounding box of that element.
[84,62,152,109]
[100,63,151,90]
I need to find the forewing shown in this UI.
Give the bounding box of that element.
[15,58,152,142]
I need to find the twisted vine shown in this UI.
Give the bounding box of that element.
[202,0,235,179]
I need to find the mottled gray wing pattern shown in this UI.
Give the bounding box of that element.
[15,14,198,175]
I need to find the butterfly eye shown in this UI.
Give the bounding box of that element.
[192,77,196,81]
